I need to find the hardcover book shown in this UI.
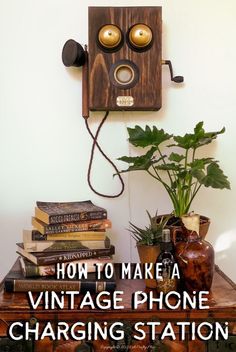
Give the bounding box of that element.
[19,256,113,277]
[23,229,107,242]
[32,217,111,235]
[35,200,107,224]
[22,236,111,252]
[5,258,116,293]
[17,243,115,265]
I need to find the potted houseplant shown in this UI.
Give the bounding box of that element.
[129,211,169,288]
[118,121,230,237]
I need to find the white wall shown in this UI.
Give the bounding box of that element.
[0,0,236,281]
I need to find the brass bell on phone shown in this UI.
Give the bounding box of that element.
[98,24,122,49]
[129,24,152,48]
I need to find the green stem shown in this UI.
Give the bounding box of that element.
[186,184,202,212]
[174,150,189,216]
[184,149,189,170]
[189,147,197,198]
[148,167,172,193]
[192,183,202,199]
[157,146,173,184]
[184,148,195,213]
[148,167,179,214]
[192,148,196,163]
[192,181,199,198]
[146,169,162,182]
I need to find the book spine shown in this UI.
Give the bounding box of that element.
[22,258,111,277]
[24,237,110,252]
[49,211,107,224]
[37,246,115,265]
[31,230,106,241]
[32,230,48,240]
[32,219,111,235]
[80,280,116,293]
[25,264,55,277]
[4,278,116,293]
[44,222,107,234]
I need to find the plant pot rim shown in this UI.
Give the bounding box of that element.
[157,213,211,240]
[136,243,160,247]
[157,213,210,226]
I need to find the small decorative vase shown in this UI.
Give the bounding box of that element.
[174,214,214,293]
[137,244,160,288]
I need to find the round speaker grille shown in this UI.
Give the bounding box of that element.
[109,60,139,89]
[114,65,134,85]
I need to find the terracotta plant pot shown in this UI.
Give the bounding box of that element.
[137,244,160,288]
[157,214,210,241]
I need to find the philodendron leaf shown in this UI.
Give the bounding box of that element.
[191,169,205,183]
[203,162,231,189]
[195,126,225,148]
[173,122,225,150]
[127,125,172,148]
[169,152,185,163]
[194,121,205,136]
[192,162,231,189]
[198,125,225,144]
[173,133,197,150]
[117,146,157,173]
[189,158,214,170]
[155,163,182,171]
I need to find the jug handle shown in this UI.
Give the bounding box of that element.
[172,228,183,245]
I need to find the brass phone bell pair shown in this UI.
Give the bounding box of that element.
[98,23,152,51]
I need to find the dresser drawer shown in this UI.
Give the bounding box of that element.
[0,338,33,352]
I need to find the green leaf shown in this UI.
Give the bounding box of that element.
[203,162,231,189]
[128,210,168,245]
[194,121,205,136]
[155,163,182,171]
[192,162,230,189]
[189,158,214,170]
[173,133,196,149]
[201,126,225,143]
[169,152,185,163]
[173,122,226,150]
[195,128,225,148]
[191,169,206,182]
[127,125,172,148]
[118,146,157,172]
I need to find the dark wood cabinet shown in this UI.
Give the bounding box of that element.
[0,265,235,351]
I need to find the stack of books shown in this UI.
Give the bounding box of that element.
[4,200,116,293]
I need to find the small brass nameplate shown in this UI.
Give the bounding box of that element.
[116,96,134,107]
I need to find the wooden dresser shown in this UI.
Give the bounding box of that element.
[0,265,235,352]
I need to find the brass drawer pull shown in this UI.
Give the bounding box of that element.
[29,317,37,327]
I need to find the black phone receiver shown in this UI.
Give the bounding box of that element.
[62,39,86,67]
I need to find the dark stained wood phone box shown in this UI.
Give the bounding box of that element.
[0,263,235,351]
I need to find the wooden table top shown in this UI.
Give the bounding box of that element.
[0,265,235,315]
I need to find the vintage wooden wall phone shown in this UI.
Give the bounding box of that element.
[62,6,184,196]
